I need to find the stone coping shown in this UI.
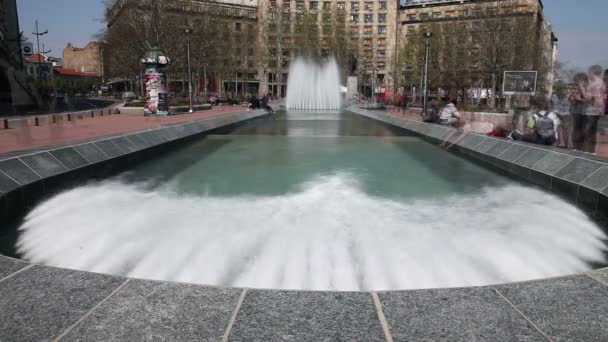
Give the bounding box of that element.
[0,255,606,341]
[348,106,608,219]
[0,109,267,222]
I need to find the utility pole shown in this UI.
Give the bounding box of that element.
[203,52,208,101]
[185,28,194,113]
[372,67,379,105]
[422,32,432,117]
[32,20,50,82]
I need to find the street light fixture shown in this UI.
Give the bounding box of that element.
[32,20,50,82]
[422,32,432,117]
[185,28,194,113]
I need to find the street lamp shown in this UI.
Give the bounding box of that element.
[32,20,50,82]
[373,67,379,105]
[422,32,432,117]
[185,28,194,113]
[202,52,207,101]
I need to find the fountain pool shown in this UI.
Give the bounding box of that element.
[9,111,608,291]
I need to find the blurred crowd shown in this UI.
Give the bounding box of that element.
[485,65,607,155]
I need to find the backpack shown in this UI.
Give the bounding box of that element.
[535,112,555,140]
[423,106,440,123]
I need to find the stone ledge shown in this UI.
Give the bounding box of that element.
[1,255,606,341]
[349,106,608,217]
[0,110,267,221]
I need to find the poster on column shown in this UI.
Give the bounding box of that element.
[144,67,170,115]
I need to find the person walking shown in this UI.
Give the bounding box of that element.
[581,65,606,154]
[604,69,608,115]
[570,73,590,151]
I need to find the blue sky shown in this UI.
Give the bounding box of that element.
[17,0,608,68]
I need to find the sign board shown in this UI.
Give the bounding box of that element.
[502,71,537,96]
[22,42,33,57]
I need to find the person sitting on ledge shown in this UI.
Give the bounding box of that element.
[438,99,462,127]
[423,99,440,123]
[510,107,559,146]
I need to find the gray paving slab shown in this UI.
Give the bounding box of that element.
[50,147,90,170]
[19,152,67,178]
[496,275,608,341]
[194,121,212,132]
[156,128,174,142]
[444,130,465,145]
[590,268,608,285]
[229,290,385,342]
[0,170,19,194]
[532,153,575,175]
[184,122,199,135]
[0,255,28,280]
[380,287,547,342]
[162,126,180,140]
[61,279,241,342]
[474,137,500,153]
[94,139,124,158]
[458,133,485,149]
[485,140,513,157]
[72,143,108,164]
[0,266,125,342]
[580,166,608,191]
[499,144,530,163]
[554,158,604,184]
[137,131,162,147]
[514,148,549,168]
[124,134,148,150]
[429,125,449,139]
[111,136,139,153]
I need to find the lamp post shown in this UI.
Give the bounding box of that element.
[373,67,379,105]
[422,32,432,117]
[185,28,194,113]
[203,52,207,101]
[32,20,50,82]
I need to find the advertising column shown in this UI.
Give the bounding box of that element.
[141,47,171,116]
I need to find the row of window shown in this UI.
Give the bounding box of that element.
[270,1,388,11]
[405,5,530,21]
[268,11,386,22]
[351,25,387,34]
[267,58,388,69]
[351,13,387,22]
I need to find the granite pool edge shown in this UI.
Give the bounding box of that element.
[348,106,608,218]
[1,254,607,341]
[0,109,267,222]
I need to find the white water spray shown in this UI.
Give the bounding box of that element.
[16,174,606,291]
[286,57,342,110]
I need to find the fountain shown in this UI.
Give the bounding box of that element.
[286,57,342,110]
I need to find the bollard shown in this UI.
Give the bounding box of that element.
[35,116,49,126]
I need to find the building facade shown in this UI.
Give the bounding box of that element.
[0,0,40,114]
[106,0,556,100]
[398,0,557,100]
[63,42,104,80]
